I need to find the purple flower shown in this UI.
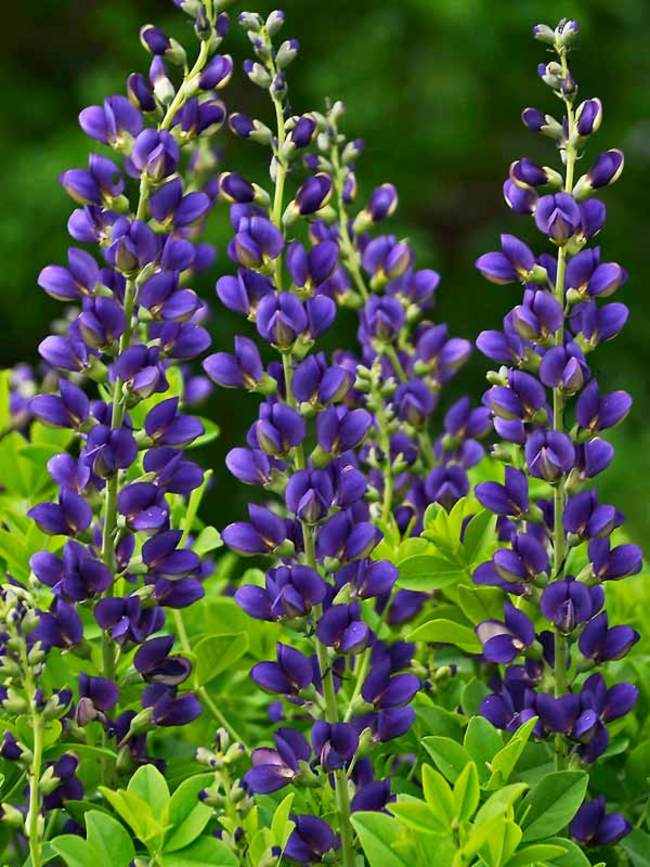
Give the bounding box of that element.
[256,292,308,347]
[534,192,581,243]
[525,429,575,480]
[294,174,333,215]
[564,491,622,539]
[362,235,412,280]
[254,403,306,456]
[250,643,312,696]
[476,602,535,663]
[142,530,200,580]
[316,604,370,654]
[588,538,643,580]
[287,240,339,289]
[362,661,419,708]
[235,565,326,621]
[94,595,164,644]
[79,95,143,146]
[229,216,284,268]
[311,721,359,770]
[31,542,111,601]
[33,600,83,650]
[476,467,528,517]
[316,406,372,455]
[38,248,100,301]
[145,398,203,447]
[60,153,124,206]
[28,490,92,536]
[131,130,179,180]
[540,579,600,631]
[244,728,310,793]
[585,149,625,190]
[317,511,381,563]
[30,380,89,429]
[76,674,119,725]
[117,482,169,532]
[475,234,536,284]
[575,380,632,432]
[134,636,191,686]
[285,815,337,864]
[569,797,631,847]
[222,504,288,557]
[578,612,639,662]
[147,690,202,727]
[203,336,265,390]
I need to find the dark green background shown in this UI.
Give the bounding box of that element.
[2,0,650,536]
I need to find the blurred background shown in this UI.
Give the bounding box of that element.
[2,0,650,535]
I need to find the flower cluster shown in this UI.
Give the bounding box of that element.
[199,11,459,864]
[473,19,640,846]
[311,111,491,536]
[1,2,231,859]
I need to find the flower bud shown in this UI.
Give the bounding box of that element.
[532,24,556,45]
[266,10,285,35]
[276,38,299,69]
[243,59,272,88]
[238,11,263,31]
[575,98,603,138]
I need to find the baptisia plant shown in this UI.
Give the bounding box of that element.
[197,6,486,862]
[0,2,231,864]
[473,19,641,849]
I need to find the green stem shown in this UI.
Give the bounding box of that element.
[330,141,368,302]
[27,715,43,867]
[264,62,355,867]
[551,45,577,771]
[21,641,43,867]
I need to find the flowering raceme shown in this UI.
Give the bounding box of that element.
[0,2,229,864]
[473,18,641,847]
[197,7,491,863]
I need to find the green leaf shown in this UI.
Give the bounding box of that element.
[480,819,522,867]
[505,843,567,866]
[160,836,238,866]
[85,811,135,867]
[453,761,479,822]
[422,764,455,825]
[192,525,222,556]
[16,717,61,751]
[461,678,491,718]
[486,716,538,789]
[50,836,99,867]
[463,716,502,782]
[422,736,471,783]
[389,796,442,834]
[415,702,465,740]
[127,763,170,817]
[99,787,161,843]
[270,792,295,849]
[462,509,497,565]
[396,553,464,591]
[474,783,529,828]
[457,584,504,625]
[193,632,249,687]
[0,370,11,432]
[621,829,650,867]
[165,774,213,853]
[407,618,481,653]
[518,770,588,841]
[543,837,592,867]
[350,812,416,867]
